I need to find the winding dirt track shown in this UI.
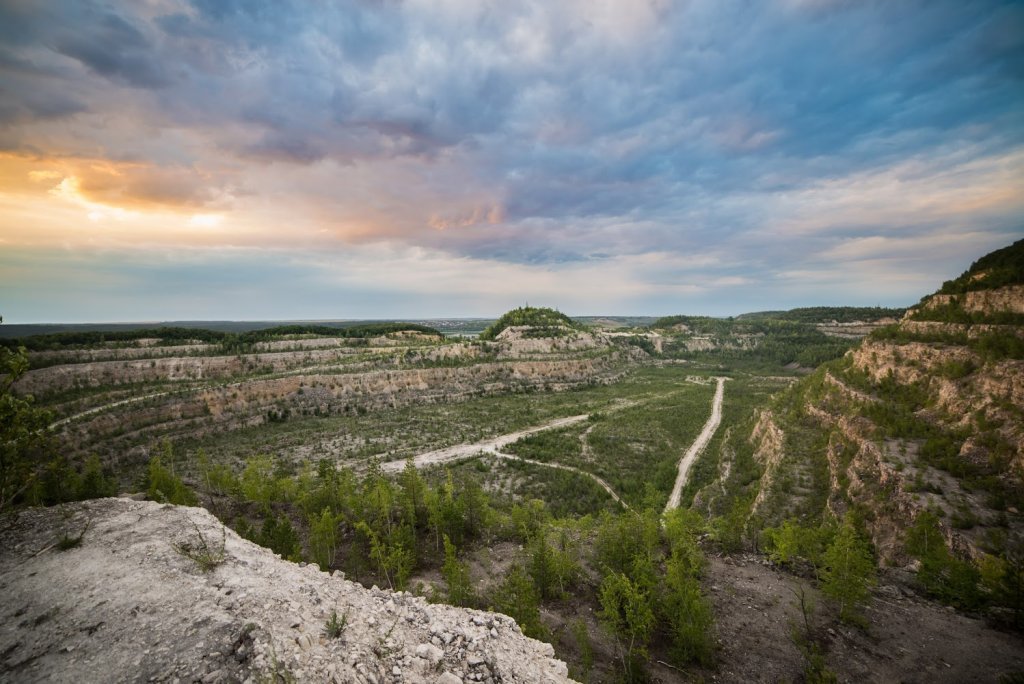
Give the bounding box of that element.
[49,390,177,429]
[60,370,724,514]
[664,376,727,513]
[490,451,631,510]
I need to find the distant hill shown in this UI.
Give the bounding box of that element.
[909,238,1024,325]
[575,316,659,329]
[478,306,583,340]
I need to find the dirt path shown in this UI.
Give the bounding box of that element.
[381,381,724,509]
[664,376,726,513]
[48,390,177,429]
[380,415,631,509]
[491,450,631,510]
[379,414,591,473]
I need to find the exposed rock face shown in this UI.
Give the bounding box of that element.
[0,499,573,684]
[748,409,785,519]
[34,329,634,458]
[815,318,898,339]
[676,334,762,352]
[17,346,393,396]
[918,284,1024,315]
[29,343,221,366]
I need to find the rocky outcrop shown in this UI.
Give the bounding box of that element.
[816,318,899,339]
[676,334,762,353]
[748,410,784,519]
[492,327,608,358]
[28,343,221,366]
[917,284,1024,315]
[16,345,432,397]
[900,320,1024,340]
[0,498,573,684]
[851,340,1024,471]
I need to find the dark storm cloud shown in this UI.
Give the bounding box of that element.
[0,87,85,125]
[53,9,174,88]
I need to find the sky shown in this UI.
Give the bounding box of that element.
[1,0,1022,323]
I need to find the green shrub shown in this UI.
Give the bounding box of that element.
[441,534,474,607]
[905,511,983,609]
[491,565,545,640]
[147,453,198,506]
[821,515,876,624]
[323,609,348,639]
[174,521,227,572]
[0,345,55,510]
[479,306,583,340]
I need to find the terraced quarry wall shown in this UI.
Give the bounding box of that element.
[46,334,635,459]
[733,281,1024,564]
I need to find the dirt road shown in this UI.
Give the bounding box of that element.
[379,414,591,473]
[382,378,727,510]
[664,376,726,513]
[380,413,630,508]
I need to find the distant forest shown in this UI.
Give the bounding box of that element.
[735,306,905,323]
[0,322,442,352]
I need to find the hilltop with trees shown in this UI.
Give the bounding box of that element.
[478,306,584,340]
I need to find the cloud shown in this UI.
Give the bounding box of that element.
[0,0,1022,320]
[1,153,235,211]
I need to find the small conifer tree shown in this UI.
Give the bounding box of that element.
[821,515,876,623]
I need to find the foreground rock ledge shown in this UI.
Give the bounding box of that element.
[0,498,574,684]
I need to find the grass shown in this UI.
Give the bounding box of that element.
[448,455,624,517]
[56,521,91,550]
[174,520,228,572]
[432,372,791,515]
[680,374,793,510]
[54,507,92,551]
[323,609,348,639]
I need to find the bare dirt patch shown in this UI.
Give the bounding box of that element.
[700,554,1024,683]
